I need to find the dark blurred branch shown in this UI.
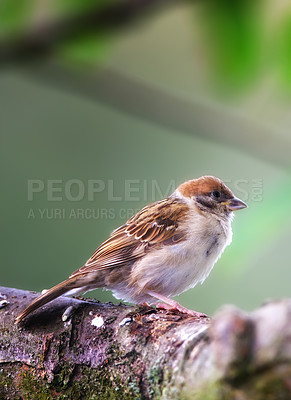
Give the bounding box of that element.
[1,286,291,399]
[0,0,175,64]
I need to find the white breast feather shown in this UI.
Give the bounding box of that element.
[133,210,233,298]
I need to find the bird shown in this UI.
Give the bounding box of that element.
[15,175,247,324]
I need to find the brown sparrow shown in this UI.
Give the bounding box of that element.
[15,176,247,323]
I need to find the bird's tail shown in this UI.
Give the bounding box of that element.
[15,276,84,324]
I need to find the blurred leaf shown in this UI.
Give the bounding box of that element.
[57,33,110,66]
[277,14,291,93]
[197,0,262,93]
[0,0,32,36]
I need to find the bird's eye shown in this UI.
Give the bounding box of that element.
[211,190,221,199]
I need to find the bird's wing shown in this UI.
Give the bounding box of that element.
[70,198,189,277]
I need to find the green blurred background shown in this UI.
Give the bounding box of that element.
[1,0,291,316]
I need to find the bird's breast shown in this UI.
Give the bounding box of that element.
[179,213,232,286]
[130,212,232,298]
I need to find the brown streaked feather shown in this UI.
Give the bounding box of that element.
[70,198,189,278]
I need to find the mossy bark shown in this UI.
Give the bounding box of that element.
[1,287,291,399]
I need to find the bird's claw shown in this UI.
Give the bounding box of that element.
[155,302,207,319]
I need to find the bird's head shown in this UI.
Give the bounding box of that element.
[177,176,247,218]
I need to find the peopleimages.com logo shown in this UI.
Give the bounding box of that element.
[27,179,177,202]
[26,178,263,220]
[27,178,262,202]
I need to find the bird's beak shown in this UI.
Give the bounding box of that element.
[222,197,248,211]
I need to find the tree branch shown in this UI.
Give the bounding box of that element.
[1,286,291,399]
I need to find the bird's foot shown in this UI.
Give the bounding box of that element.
[147,290,208,318]
[155,302,207,318]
